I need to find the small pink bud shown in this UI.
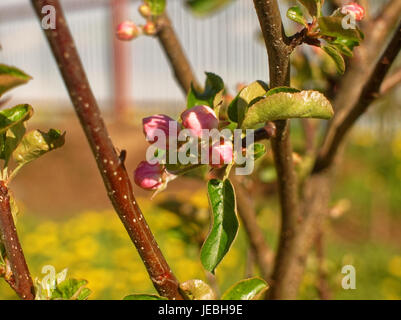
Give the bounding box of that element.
[138,4,152,18]
[142,114,180,147]
[116,21,139,41]
[181,105,219,138]
[143,21,157,36]
[134,161,163,190]
[341,3,365,21]
[209,141,233,168]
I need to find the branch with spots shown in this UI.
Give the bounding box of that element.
[0,181,34,300]
[30,0,184,300]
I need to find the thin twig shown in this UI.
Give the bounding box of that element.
[31,0,184,300]
[253,0,302,300]
[314,21,401,173]
[0,181,34,299]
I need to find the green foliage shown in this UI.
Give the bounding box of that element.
[144,0,166,16]
[123,294,167,300]
[201,179,238,274]
[323,44,346,74]
[221,277,268,300]
[287,6,308,27]
[179,279,216,300]
[186,0,234,16]
[297,0,322,17]
[227,81,268,126]
[0,104,33,134]
[187,72,224,109]
[13,129,65,166]
[241,90,334,129]
[51,279,91,300]
[0,64,31,97]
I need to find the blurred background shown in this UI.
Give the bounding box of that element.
[0,0,400,299]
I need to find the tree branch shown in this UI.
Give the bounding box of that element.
[156,12,200,94]
[0,181,34,300]
[314,21,401,173]
[31,0,184,300]
[381,67,401,95]
[253,0,302,300]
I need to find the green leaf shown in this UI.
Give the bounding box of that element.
[13,129,65,166]
[187,72,224,109]
[0,64,31,97]
[265,86,300,97]
[0,123,26,165]
[144,0,166,16]
[221,277,268,300]
[227,81,268,126]
[287,6,308,27]
[123,294,167,300]
[51,279,91,300]
[323,44,345,74]
[251,143,266,161]
[201,179,238,274]
[332,38,359,56]
[0,104,33,134]
[318,16,363,42]
[297,0,321,17]
[180,279,216,300]
[242,90,334,129]
[186,0,234,16]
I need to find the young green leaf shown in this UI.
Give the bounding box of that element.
[227,81,268,125]
[221,277,268,300]
[0,64,31,97]
[0,122,26,165]
[323,44,346,74]
[179,279,216,300]
[318,16,363,42]
[265,86,300,97]
[201,179,238,274]
[187,72,224,109]
[186,0,234,16]
[51,279,91,300]
[287,6,308,27]
[241,90,334,129]
[297,0,321,17]
[123,294,167,300]
[0,104,33,134]
[144,0,166,16]
[13,128,65,166]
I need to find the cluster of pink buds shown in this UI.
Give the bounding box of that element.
[341,2,365,21]
[134,105,234,191]
[115,3,157,41]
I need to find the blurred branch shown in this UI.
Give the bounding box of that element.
[156,12,200,94]
[31,0,184,300]
[253,0,301,300]
[314,21,401,173]
[381,67,401,95]
[315,229,332,300]
[0,181,34,300]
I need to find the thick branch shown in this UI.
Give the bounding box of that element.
[156,13,200,94]
[253,0,301,300]
[314,21,401,173]
[31,0,183,300]
[0,181,34,300]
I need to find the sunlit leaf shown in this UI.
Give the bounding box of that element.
[227,81,268,126]
[187,72,224,109]
[297,0,321,17]
[51,279,91,300]
[323,44,346,74]
[0,64,31,97]
[318,16,363,42]
[201,179,238,274]
[180,279,216,300]
[242,90,334,129]
[221,277,268,300]
[13,129,65,166]
[145,0,166,16]
[287,6,308,27]
[123,294,167,300]
[186,0,234,16]
[0,104,33,134]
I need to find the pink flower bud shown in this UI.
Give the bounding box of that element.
[181,105,219,138]
[142,114,180,147]
[116,21,140,41]
[209,141,233,168]
[138,4,152,18]
[341,3,365,21]
[143,21,157,36]
[134,161,163,190]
